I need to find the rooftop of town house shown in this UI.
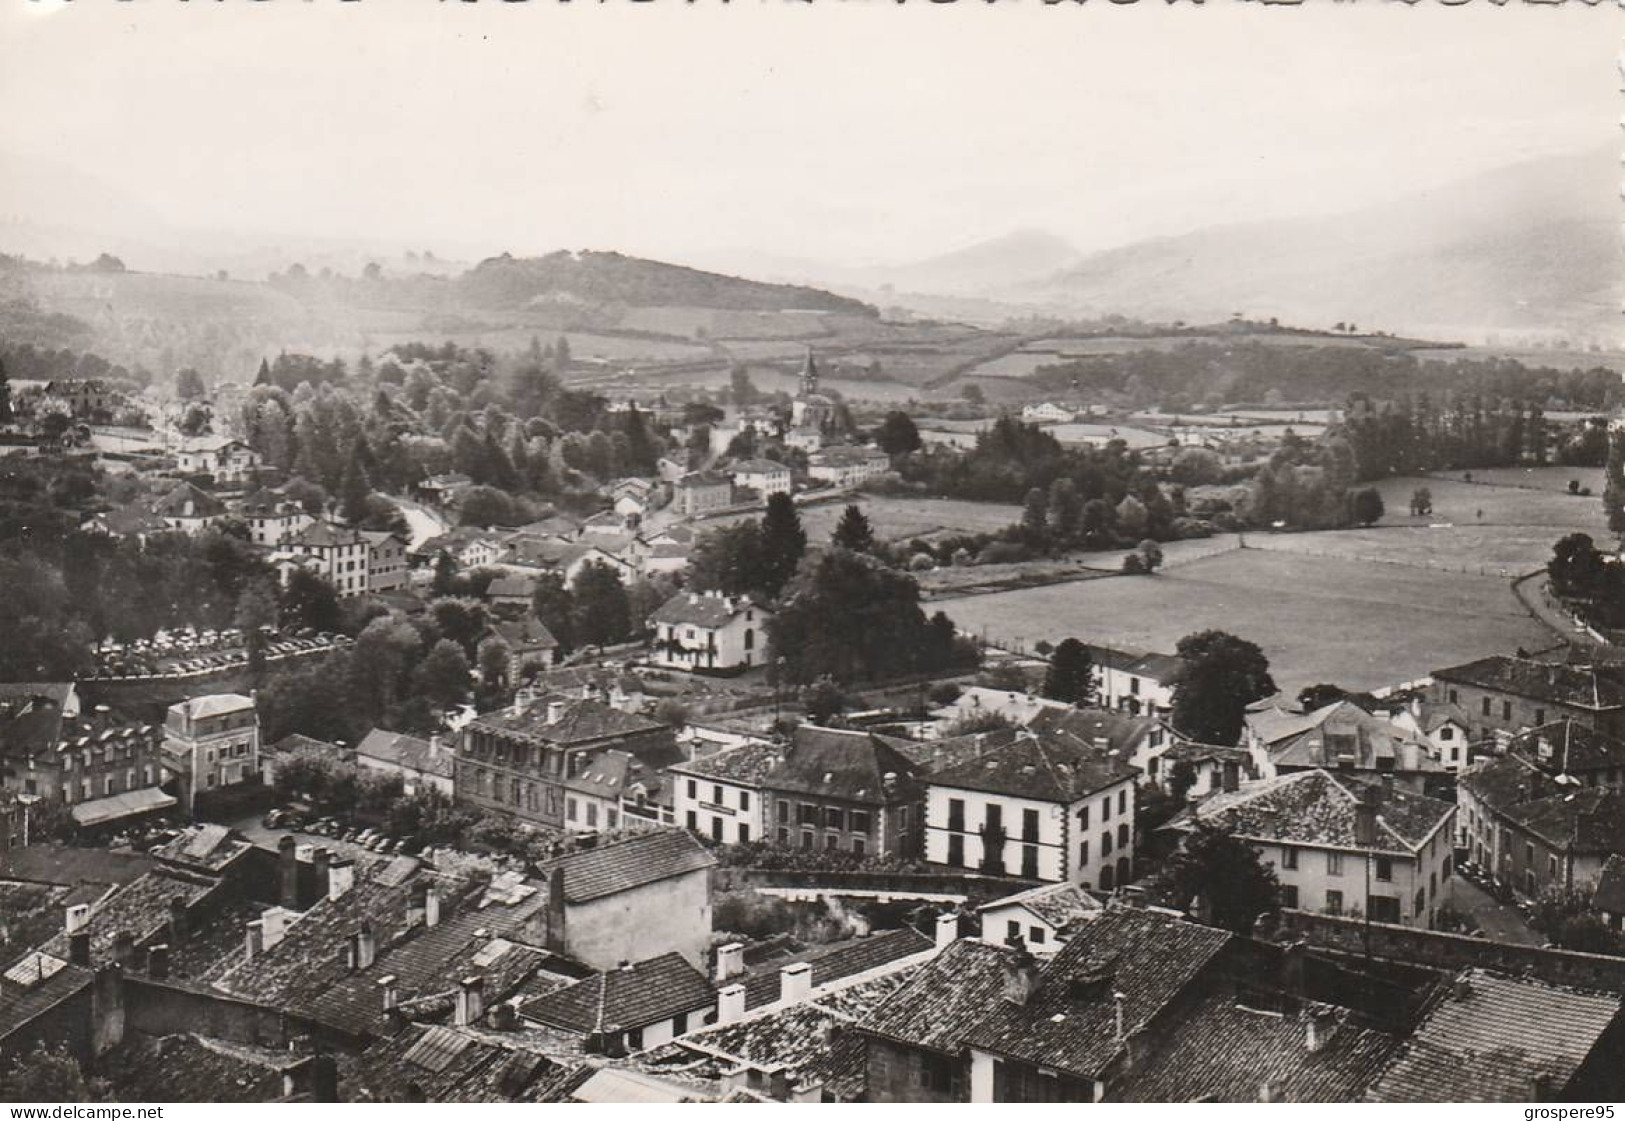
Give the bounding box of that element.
[979,880,1103,928]
[1431,655,1625,712]
[533,828,716,906]
[763,725,922,805]
[1164,769,1455,857]
[925,728,1140,803]
[649,590,770,629]
[518,951,715,1033]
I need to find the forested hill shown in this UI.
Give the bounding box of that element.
[456,250,877,315]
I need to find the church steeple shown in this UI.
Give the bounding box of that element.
[799,346,819,399]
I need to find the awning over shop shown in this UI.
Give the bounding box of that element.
[70,786,178,827]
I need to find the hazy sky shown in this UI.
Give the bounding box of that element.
[0,1,1615,269]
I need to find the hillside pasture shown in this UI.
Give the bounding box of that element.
[705,495,1022,543]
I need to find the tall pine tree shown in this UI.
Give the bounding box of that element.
[759,492,807,598]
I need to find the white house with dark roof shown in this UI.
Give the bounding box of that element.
[1088,645,1181,717]
[356,728,453,796]
[1164,769,1456,927]
[668,740,781,845]
[161,693,259,812]
[151,482,228,535]
[176,436,262,484]
[807,446,890,488]
[1024,706,1183,788]
[923,728,1140,890]
[977,881,1102,954]
[236,488,313,547]
[1245,700,1447,794]
[517,950,717,1054]
[277,521,370,597]
[648,591,771,673]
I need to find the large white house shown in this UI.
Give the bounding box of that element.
[808,446,890,488]
[648,591,772,673]
[730,459,793,499]
[162,693,260,812]
[177,436,262,484]
[923,728,1140,890]
[1164,768,1457,928]
[667,739,780,845]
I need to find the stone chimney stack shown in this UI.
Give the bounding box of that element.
[356,922,377,970]
[379,973,399,1012]
[313,847,333,899]
[547,700,565,725]
[111,930,136,969]
[1306,1006,1336,1053]
[68,929,91,967]
[715,942,745,983]
[245,919,265,961]
[262,907,288,950]
[65,903,91,936]
[278,834,300,909]
[455,976,486,1027]
[935,911,960,950]
[425,885,442,929]
[1000,942,1042,1006]
[146,943,170,981]
[1353,787,1381,848]
[717,983,746,1025]
[327,859,355,902]
[780,961,813,1005]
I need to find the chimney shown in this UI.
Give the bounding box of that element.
[780,960,813,1005]
[935,911,960,950]
[111,930,136,969]
[65,903,91,935]
[1259,1079,1281,1103]
[245,920,265,961]
[547,700,565,725]
[1093,736,1110,751]
[428,734,443,759]
[313,847,332,898]
[262,908,288,950]
[717,983,746,1025]
[545,866,567,955]
[378,973,399,1012]
[882,771,898,797]
[1305,1006,1336,1053]
[309,1054,339,1104]
[455,976,486,1027]
[68,929,91,967]
[492,1002,520,1031]
[1281,940,1306,1001]
[1112,990,1127,1043]
[146,943,170,980]
[91,963,126,1057]
[278,834,299,909]
[715,942,745,982]
[327,859,355,901]
[356,922,377,970]
[168,894,188,945]
[424,885,442,929]
[1000,943,1042,1006]
[1532,1072,1557,1103]
[1353,787,1380,848]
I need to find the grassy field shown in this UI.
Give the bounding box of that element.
[935,547,1554,697]
[709,495,1023,543]
[931,469,1607,696]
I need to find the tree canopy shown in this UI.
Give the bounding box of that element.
[1169,630,1275,746]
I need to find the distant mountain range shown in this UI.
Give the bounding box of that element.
[1028,147,1621,342]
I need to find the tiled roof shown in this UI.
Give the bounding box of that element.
[676,471,732,490]
[961,908,1233,1081]
[103,1033,298,1102]
[764,727,922,805]
[1088,645,1183,684]
[1592,854,1625,915]
[0,954,93,1042]
[1458,753,1555,812]
[563,749,659,798]
[291,521,366,549]
[87,507,174,536]
[486,575,536,598]
[526,665,643,697]
[810,445,888,466]
[152,482,227,518]
[730,459,789,475]
[669,741,782,785]
[1026,706,1164,759]
[487,618,557,653]
[737,927,933,1012]
[1164,770,1454,857]
[678,1002,851,1090]
[980,881,1102,928]
[0,882,71,971]
[0,844,154,889]
[1113,995,1400,1102]
[519,952,715,1033]
[926,729,1138,803]
[469,697,664,747]
[151,824,253,872]
[1367,969,1622,1102]
[540,829,716,905]
[1504,787,1625,854]
[352,1024,575,1103]
[1262,701,1443,774]
[357,728,453,781]
[650,591,768,629]
[169,693,255,721]
[857,938,1021,1054]
[878,727,1023,776]
[1432,656,1625,712]
[38,869,216,964]
[1506,719,1625,778]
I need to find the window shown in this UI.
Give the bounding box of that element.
[1102,831,1113,857]
[713,784,724,805]
[1415,888,1426,918]
[1369,896,1400,924]
[851,810,870,836]
[1440,727,1454,742]
[1325,890,1344,916]
[1548,855,1558,879]
[739,791,750,812]
[1079,839,1089,867]
[686,810,697,830]
[738,823,750,844]
[1118,823,1129,848]
[777,799,789,824]
[852,836,865,857]
[1131,678,1141,696]
[626,1027,644,1051]
[777,827,789,845]
[825,807,844,831]
[948,798,965,832]
[1525,842,1535,867]
[1102,797,1112,822]
[711,817,723,842]
[1327,852,1344,876]
[1021,845,1039,879]
[1282,884,1299,909]
[949,835,964,866]
[567,798,578,822]
[1100,864,1115,891]
[825,833,840,851]
[686,779,697,800]
[1022,808,1039,841]
[1077,805,1089,829]
[1375,856,1392,882]
[799,803,818,826]
[1502,701,1513,722]
[1006,920,1022,944]
[1118,789,1127,815]
[1481,697,1491,717]
[1430,871,1437,898]
[672,1012,688,1036]
[801,829,814,850]
[1281,848,1299,870]
[586,803,597,828]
